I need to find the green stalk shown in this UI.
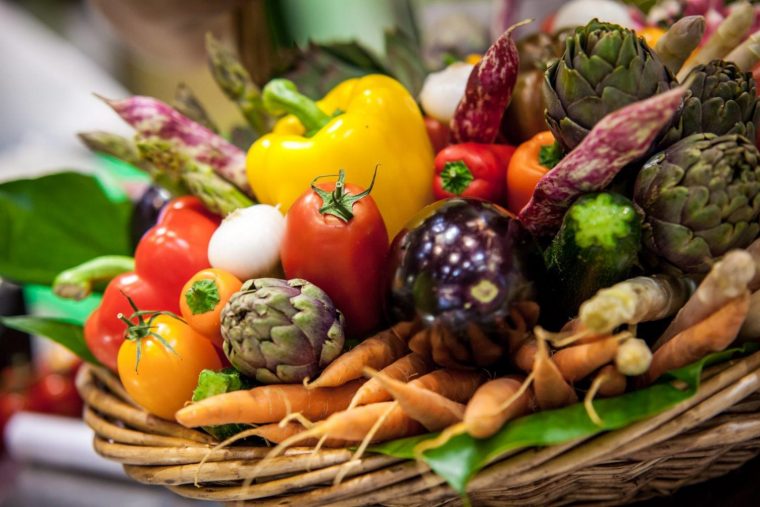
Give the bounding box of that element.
[262,79,332,136]
[206,33,269,135]
[173,82,219,133]
[78,131,151,172]
[137,136,254,216]
[53,256,135,300]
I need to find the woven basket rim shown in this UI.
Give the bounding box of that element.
[77,351,760,505]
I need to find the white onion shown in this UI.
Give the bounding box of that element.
[419,62,474,124]
[207,204,285,281]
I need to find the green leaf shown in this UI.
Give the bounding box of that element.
[192,368,253,441]
[185,279,221,315]
[0,315,100,366]
[0,172,132,285]
[372,344,758,493]
[383,29,428,96]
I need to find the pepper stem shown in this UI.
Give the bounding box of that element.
[262,79,332,136]
[440,161,474,195]
[538,142,563,169]
[53,256,135,301]
[311,167,378,222]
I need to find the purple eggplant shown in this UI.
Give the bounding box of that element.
[386,198,541,368]
[130,185,170,249]
[99,95,251,196]
[519,84,688,237]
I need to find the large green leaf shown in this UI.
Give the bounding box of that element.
[372,344,758,493]
[0,315,100,366]
[0,172,132,285]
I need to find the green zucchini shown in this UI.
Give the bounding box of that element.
[545,192,642,316]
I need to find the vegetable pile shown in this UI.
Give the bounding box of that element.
[4,0,760,497]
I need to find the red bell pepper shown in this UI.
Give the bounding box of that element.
[84,196,220,370]
[432,143,516,203]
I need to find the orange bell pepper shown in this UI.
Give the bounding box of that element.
[505,131,560,215]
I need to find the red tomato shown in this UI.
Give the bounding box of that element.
[281,171,389,338]
[26,373,83,418]
[85,196,219,371]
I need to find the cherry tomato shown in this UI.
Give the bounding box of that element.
[281,171,389,338]
[117,314,222,420]
[85,196,219,371]
[180,268,242,348]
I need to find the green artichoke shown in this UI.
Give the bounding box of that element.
[221,278,345,384]
[659,60,760,148]
[633,133,760,274]
[544,19,675,152]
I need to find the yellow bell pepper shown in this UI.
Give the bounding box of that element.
[246,74,434,237]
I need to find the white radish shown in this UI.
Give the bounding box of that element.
[208,204,285,280]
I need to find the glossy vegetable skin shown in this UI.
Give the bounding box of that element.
[118,314,222,420]
[130,185,170,249]
[386,198,540,362]
[544,192,642,318]
[281,172,389,338]
[433,143,515,203]
[180,268,243,348]
[85,197,220,370]
[449,22,522,144]
[247,75,433,238]
[505,131,557,215]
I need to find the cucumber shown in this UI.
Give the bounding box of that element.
[545,192,642,318]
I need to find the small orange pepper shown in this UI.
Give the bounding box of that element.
[179,268,243,348]
[506,131,558,215]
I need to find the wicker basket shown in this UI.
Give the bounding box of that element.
[76,351,760,506]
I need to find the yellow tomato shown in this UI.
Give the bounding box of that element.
[117,314,222,420]
[179,268,242,348]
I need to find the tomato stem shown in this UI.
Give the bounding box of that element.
[118,292,181,371]
[310,166,378,222]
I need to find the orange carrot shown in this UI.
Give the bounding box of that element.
[642,292,751,385]
[596,365,627,397]
[533,333,577,410]
[514,339,537,373]
[175,380,363,427]
[250,422,348,447]
[410,368,486,402]
[552,335,621,382]
[349,353,432,408]
[311,402,424,443]
[366,368,466,431]
[464,376,534,438]
[308,321,413,388]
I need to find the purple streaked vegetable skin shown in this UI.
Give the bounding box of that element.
[518,84,688,237]
[448,21,526,144]
[99,95,251,196]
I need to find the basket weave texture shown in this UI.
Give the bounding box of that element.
[77,351,760,506]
